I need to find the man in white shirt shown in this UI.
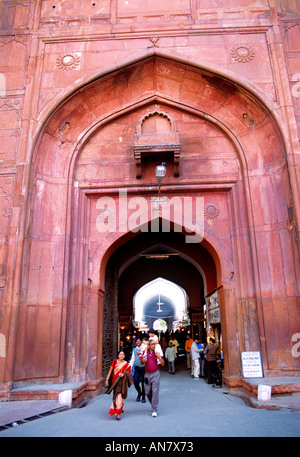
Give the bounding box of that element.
[190,337,203,380]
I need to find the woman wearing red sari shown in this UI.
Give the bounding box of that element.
[105,351,132,420]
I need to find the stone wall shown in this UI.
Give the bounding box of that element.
[0,0,299,390]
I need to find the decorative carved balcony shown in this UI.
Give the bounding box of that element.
[133,130,181,178]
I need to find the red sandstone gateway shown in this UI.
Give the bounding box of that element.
[0,0,299,404]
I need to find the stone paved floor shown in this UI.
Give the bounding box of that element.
[0,362,299,437]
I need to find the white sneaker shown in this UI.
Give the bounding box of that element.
[152,411,157,417]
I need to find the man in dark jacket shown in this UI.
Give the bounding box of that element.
[204,337,219,384]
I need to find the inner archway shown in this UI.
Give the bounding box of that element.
[102,228,219,373]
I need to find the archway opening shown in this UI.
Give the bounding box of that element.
[133,277,190,333]
[102,227,221,374]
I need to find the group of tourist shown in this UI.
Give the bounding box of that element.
[105,330,220,421]
[185,334,220,383]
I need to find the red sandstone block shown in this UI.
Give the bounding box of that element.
[256,123,283,166]
[0,135,17,155]
[250,178,264,226]
[40,0,110,18]
[0,109,20,130]
[265,231,286,295]
[117,0,190,14]
[284,23,300,52]
[156,75,182,99]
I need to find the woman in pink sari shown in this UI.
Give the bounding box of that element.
[105,351,132,420]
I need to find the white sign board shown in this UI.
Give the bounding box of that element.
[241,351,263,378]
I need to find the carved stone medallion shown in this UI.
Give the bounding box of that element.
[204,203,220,219]
[231,46,255,63]
[56,54,80,70]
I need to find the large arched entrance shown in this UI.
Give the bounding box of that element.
[101,227,218,375]
[10,52,299,395]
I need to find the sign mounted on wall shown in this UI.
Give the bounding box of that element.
[207,290,220,324]
[241,351,263,378]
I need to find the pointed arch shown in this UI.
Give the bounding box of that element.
[34,47,282,145]
[97,215,226,293]
[13,49,298,386]
[133,277,188,330]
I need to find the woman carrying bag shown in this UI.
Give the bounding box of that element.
[105,350,133,420]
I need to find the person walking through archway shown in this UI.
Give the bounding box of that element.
[165,341,176,374]
[141,339,164,417]
[169,334,178,357]
[105,351,132,420]
[130,338,146,403]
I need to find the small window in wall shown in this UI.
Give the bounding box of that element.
[141,113,172,134]
[133,110,181,178]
